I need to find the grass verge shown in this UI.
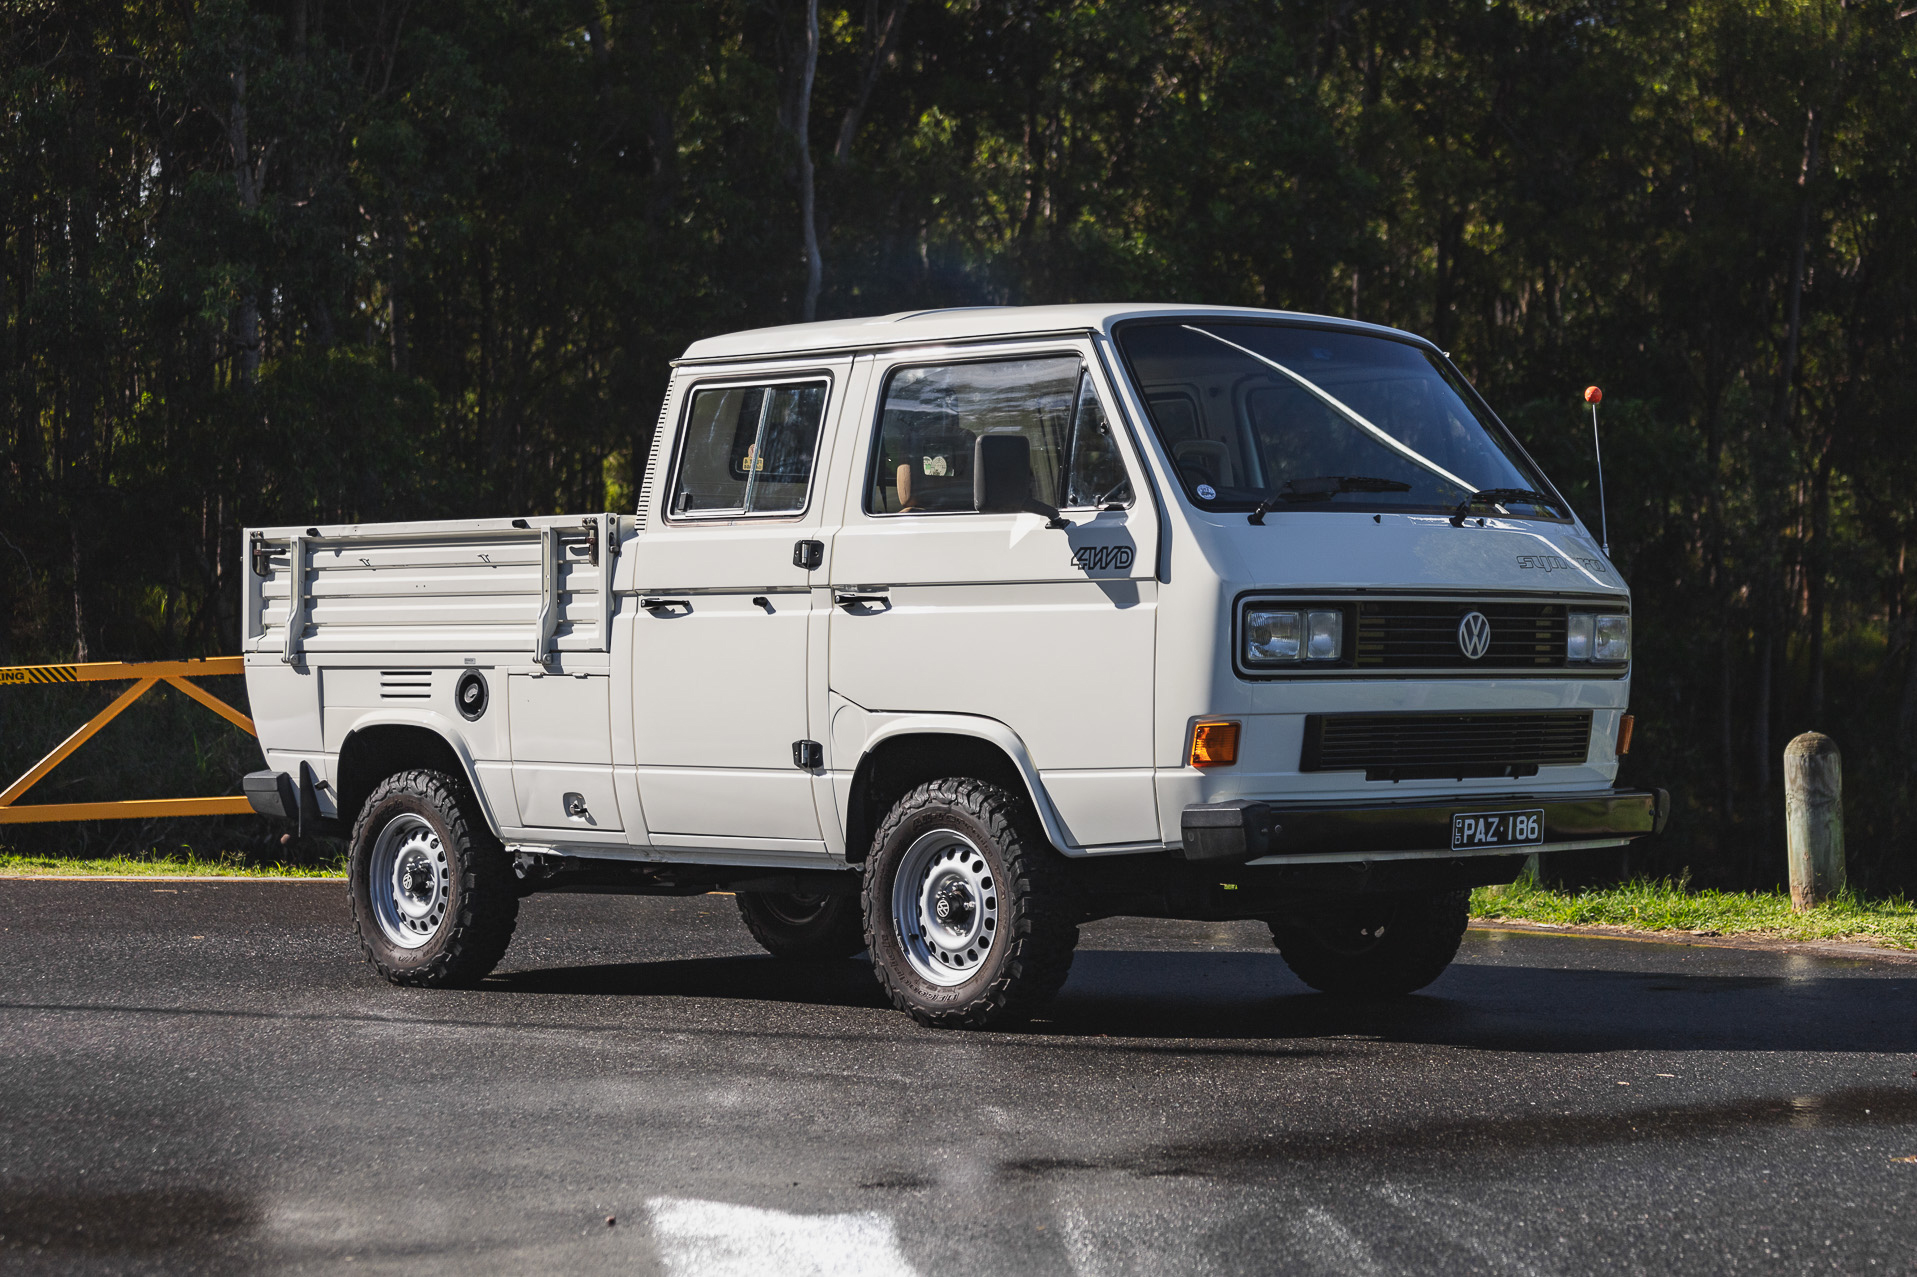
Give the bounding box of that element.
[1472,878,1917,950]
[0,849,346,879]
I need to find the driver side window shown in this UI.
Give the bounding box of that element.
[867,357,1131,513]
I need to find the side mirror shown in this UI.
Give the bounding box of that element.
[973,433,1068,528]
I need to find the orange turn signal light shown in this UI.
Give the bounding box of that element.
[1617,713,1635,756]
[1189,720,1240,769]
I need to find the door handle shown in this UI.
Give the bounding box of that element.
[640,596,690,611]
[833,589,890,609]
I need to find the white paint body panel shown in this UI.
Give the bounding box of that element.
[241,304,1632,870]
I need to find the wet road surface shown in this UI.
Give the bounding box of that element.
[2,879,1915,1274]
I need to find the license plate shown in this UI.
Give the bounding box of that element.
[1450,809,1544,850]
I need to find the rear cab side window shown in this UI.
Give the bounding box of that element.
[865,356,1130,514]
[669,378,829,519]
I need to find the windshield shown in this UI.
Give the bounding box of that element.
[1115,321,1560,518]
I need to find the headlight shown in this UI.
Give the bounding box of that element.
[1566,613,1593,661]
[1594,614,1630,663]
[1245,609,1301,663]
[1567,612,1629,664]
[1306,610,1343,660]
[1243,604,1345,665]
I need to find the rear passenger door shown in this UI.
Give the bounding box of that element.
[629,361,851,850]
[827,342,1162,849]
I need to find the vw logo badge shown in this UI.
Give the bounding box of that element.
[1458,611,1492,661]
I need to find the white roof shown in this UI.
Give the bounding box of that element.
[676,303,1430,363]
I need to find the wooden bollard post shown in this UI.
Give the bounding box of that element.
[1784,732,1845,911]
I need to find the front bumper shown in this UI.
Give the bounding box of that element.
[1177,787,1667,864]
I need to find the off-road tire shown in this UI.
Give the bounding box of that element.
[348,768,518,987]
[863,778,1078,1029]
[1269,889,1469,998]
[736,890,868,960]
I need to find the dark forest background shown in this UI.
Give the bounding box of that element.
[3,0,1916,886]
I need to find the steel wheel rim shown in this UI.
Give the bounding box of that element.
[369,812,451,949]
[759,892,831,928]
[891,828,998,987]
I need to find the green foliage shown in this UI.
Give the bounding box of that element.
[0,849,345,878]
[1473,878,1917,950]
[4,0,1915,880]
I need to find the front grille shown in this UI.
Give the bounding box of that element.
[1355,600,1567,669]
[1302,711,1593,781]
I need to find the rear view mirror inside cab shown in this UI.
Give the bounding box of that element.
[974,433,1067,527]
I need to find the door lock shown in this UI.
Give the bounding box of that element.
[793,539,824,570]
[792,740,824,769]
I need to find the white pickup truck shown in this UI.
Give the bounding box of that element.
[241,304,1663,1027]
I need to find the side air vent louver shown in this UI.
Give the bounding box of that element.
[633,394,673,531]
[1301,711,1593,781]
[379,670,432,700]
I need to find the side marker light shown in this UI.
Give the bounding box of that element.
[1189,720,1240,769]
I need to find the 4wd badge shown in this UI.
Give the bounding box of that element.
[1070,545,1135,573]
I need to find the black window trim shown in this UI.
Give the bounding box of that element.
[861,346,1141,519]
[662,369,836,525]
[1109,316,1577,525]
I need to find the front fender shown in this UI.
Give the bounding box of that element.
[848,710,1080,853]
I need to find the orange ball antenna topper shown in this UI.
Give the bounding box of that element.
[1584,385,1608,552]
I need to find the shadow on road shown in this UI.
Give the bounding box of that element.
[996,1082,1917,1182]
[483,944,1917,1055]
[485,953,893,1009]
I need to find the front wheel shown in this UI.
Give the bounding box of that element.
[348,769,518,987]
[1269,889,1470,998]
[863,778,1078,1029]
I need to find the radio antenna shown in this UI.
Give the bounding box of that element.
[1584,385,1608,555]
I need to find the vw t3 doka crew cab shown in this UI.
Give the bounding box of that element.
[241,304,1665,1027]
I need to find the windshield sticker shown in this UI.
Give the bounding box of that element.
[1071,545,1135,573]
[1517,553,1608,575]
[1196,483,1216,500]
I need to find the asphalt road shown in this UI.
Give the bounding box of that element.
[3,880,1915,1276]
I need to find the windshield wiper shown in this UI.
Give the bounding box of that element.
[1247,476,1413,525]
[1449,488,1565,527]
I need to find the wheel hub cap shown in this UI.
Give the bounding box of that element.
[369,813,450,949]
[931,880,975,929]
[893,830,999,987]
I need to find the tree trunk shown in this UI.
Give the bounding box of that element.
[796,0,823,321]
[1754,624,1773,802]
[69,516,88,662]
[1720,629,1736,821]
[1806,455,1831,724]
[228,64,261,384]
[833,1,909,165]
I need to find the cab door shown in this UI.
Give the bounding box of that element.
[629,361,851,849]
[827,342,1161,848]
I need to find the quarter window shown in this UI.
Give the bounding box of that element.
[868,357,1126,513]
[670,380,827,517]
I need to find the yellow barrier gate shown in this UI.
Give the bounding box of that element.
[0,657,255,824]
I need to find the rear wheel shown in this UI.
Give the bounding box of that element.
[863,778,1078,1029]
[348,769,518,987]
[736,890,867,960]
[1269,889,1469,998]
